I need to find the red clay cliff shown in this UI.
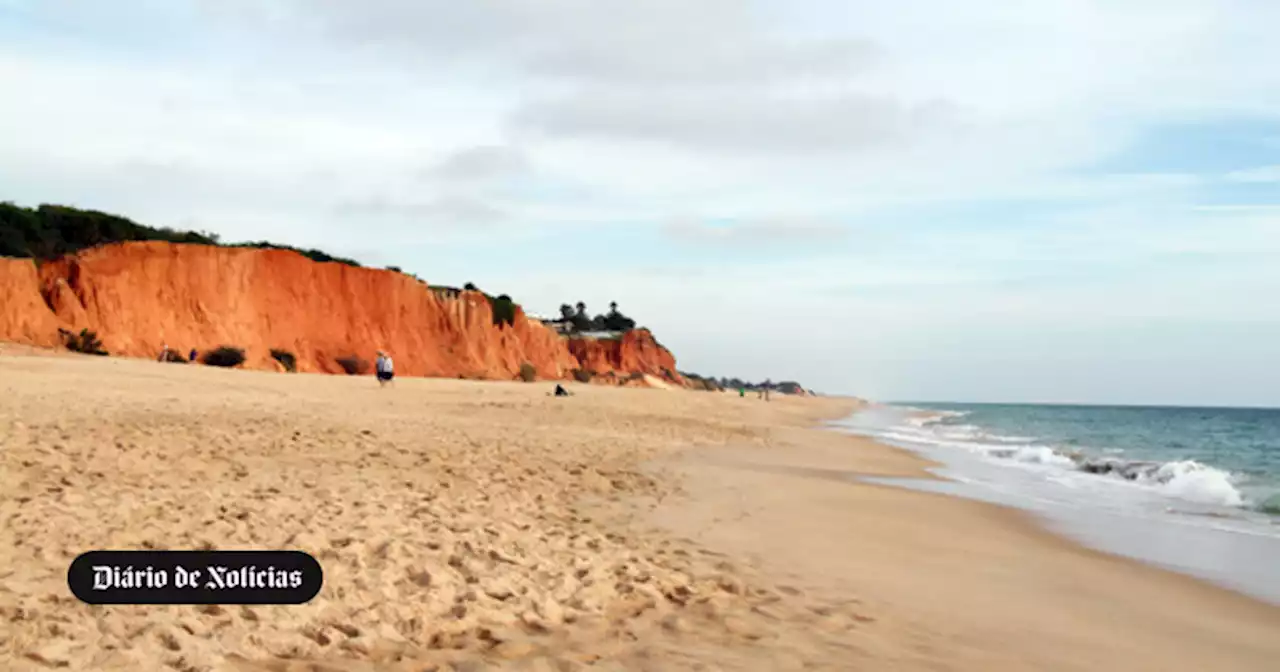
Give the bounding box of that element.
[567,330,681,381]
[0,242,685,384]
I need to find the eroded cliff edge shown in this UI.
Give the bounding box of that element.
[0,242,684,384]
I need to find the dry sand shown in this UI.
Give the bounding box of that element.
[1,352,1278,671]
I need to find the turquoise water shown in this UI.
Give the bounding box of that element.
[837,403,1280,603]
[889,403,1280,514]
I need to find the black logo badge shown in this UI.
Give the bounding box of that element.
[68,550,323,604]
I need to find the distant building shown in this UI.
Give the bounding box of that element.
[537,318,575,335]
[429,285,462,300]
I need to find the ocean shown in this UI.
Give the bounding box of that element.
[833,403,1280,604]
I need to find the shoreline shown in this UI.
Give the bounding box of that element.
[826,425,1280,605]
[2,351,1278,670]
[835,406,1280,606]
[642,407,1280,670]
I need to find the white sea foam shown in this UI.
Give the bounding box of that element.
[843,407,1280,605]
[1135,460,1244,507]
[937,424,983,439]
[989,434,1040,444]
[877,417,1247,509]
[905,410,969,428]
[1009,445,1076,468]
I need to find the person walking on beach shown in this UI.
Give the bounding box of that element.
[189,348,198,363]
[375,350,395,387]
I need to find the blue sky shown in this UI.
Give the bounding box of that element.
[2,0,1278,406]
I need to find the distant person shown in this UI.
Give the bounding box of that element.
[554,384,571,397]
[189,348,198,363]
[739,387,745,398]
[375,350,394,387]
[158,343,170,362]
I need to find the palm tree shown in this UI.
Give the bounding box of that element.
[575,301,586,316]
[609,301,618,314]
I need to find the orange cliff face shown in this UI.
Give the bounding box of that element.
[0,242,686,385]
[0,257,62,348]
[566,330,686,386]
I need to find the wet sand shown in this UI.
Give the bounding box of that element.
[1,352,1278,671]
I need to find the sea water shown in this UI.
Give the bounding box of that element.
[833,403,1280,604]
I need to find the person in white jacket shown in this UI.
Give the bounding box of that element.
[375,350,394,387]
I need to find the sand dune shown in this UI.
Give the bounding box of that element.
[2,351,1278,671]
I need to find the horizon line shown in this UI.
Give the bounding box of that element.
[883,400,1280,411]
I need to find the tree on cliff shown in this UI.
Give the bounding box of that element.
[490,293,517,327]
[1,202,221,259]
[572,302,592,332]
[601,302,636,332]
[0,201,367,268]
[553,300,638,334]
[234,240,360,267]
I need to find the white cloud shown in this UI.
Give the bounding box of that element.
[427,146,533,182]
[4,0,1280,403]
[662,217,850,246]
[1225,166,1280,183]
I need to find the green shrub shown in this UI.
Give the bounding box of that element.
[572,369,593,383]
[691,377,722,392]
[233,241,360,267]
[270,348,297,372]
[2,202,219,260]
[202,346,245,368]
[518,362,537,382]
[336,355,368,375]
[0,201,367,269]
[58,328,108,355]
[489,293,517,328]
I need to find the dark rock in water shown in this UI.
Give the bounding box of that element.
[1258,493,1280,516]
[1077,459,1123,476]
[1076,458,1161,481]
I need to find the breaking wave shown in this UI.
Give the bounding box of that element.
[881,411,1248,509]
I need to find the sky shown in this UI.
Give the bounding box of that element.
[1,0,1278,406]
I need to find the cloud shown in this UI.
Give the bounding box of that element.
[218,0,878,86]
[5,0,1280,403]
[662,217,850,246]
[513,91,960,155]
[522,35,879,88]
[1224,165,1280,183]
[425,145,532,182]
[334,195,508,228]
[1193,204,1280,213]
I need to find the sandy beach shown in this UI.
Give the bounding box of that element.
[2,351,1279,671]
